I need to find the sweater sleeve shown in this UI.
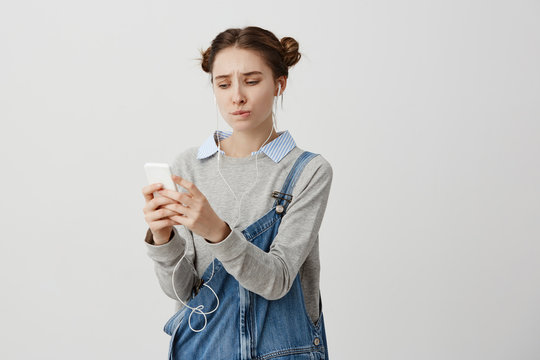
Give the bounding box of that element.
[205,155,333,300]
[144,226,199,302]
[143,147,199,303]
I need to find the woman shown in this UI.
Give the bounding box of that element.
[141,26,333,359]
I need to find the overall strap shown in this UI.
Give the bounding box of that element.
[272,151,319,213]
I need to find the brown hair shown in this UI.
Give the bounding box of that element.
[199,26,301,82]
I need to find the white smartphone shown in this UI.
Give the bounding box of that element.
[144,163,177,197]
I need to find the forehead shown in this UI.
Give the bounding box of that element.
[212,47,270,78]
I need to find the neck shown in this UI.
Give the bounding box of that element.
[220,120,279,158]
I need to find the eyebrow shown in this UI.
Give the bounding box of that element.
[213,71,263,81]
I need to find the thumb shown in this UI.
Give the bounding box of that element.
[172,175,182,183]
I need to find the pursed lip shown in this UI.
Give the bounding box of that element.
[231,110,250,115]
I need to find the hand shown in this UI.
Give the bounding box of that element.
[141,183,182,245]
[157,175,231,243]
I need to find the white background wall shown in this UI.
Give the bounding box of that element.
[1,0,539,359]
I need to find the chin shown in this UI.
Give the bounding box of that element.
[226,119,262,132]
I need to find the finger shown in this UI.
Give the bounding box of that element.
[143,195,177,214]
[168,213,187,226]
[172,175,204,198]
[161,202,191,217]
[149,218,178,231]
[157,189,193,207]
[142,183,163,202]
[146,208,180,222]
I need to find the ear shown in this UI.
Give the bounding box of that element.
[275,76,287,96]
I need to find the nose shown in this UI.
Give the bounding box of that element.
[232,83,246,105]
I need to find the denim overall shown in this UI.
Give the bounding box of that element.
[164,151,329,359]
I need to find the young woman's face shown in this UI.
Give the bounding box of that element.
[212,47,284,133]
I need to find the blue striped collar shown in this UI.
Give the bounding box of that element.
[197,130,296,163]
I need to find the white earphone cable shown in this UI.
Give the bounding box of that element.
[170,83,281,333]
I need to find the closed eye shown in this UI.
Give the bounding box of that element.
[217,80,260,89]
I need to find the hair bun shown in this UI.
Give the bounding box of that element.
[280,37,301,68]
[200,46,212,73]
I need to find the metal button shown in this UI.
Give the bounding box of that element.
[313,337,320,346]
[276,205,284,214]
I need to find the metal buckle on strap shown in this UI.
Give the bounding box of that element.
[271,190,293,203]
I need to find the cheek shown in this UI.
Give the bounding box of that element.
[214,97,229,119]
[254,88,275,109]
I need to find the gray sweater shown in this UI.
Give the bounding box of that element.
[144,144,333,324]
